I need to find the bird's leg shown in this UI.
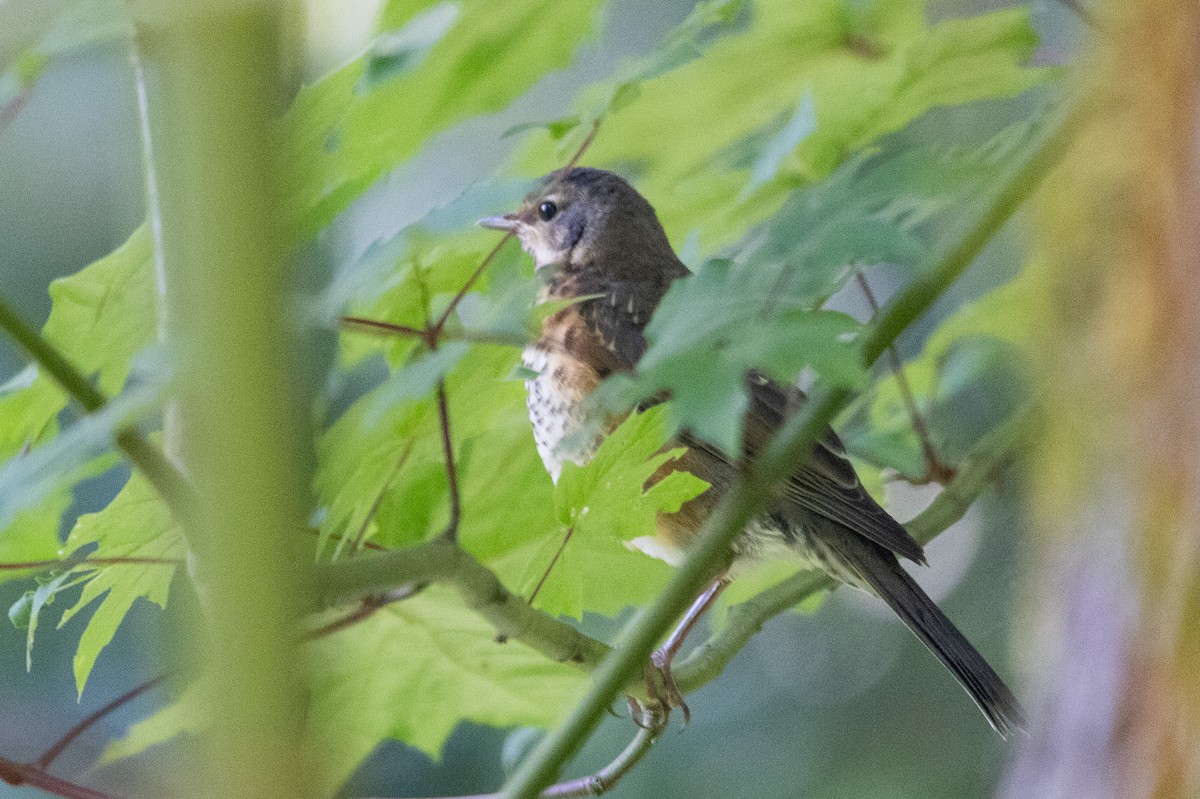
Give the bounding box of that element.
[646,577,731,723]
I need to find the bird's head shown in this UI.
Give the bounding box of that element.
[478,167,677,276]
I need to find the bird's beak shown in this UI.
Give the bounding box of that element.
[477,213,520,232]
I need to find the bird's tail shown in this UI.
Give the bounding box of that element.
[852,546,1028,737]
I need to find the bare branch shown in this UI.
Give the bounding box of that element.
[349,442,415,552]
[434,382,462,544]
[855,272,953,484]
[0,755,125,799]
[528,526,574,605]
[34,673,172,771]
[560,118,602,175]
[304,584,424,641]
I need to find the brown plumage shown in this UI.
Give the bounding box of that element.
[479,167,1026,736]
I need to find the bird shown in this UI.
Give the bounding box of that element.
[478,166,1026,736]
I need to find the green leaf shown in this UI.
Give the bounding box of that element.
[0,224,155,465]
[101,677,207,765]
[743,90,817,197]
[43,224,157,396]
[289,0,605,233]
[618,255,868,454]
[0,0,133,109]
[479,407,707,619]
[306,586,587,793]
[843,253,1043,478]
[514,0,1050,255]
[0,486,71,586]
[0,387,157,544]
[58,473,183,695]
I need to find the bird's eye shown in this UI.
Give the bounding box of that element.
[538,201,558,221]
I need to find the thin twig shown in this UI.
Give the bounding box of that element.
[855,272,953,484]
[34,673,172,771]
[432,117,603,337]
[1055,0,1100,29]
[528,526,574,605]
[349,442,415,552]
[304,584,424,641]
[0,755,125,799]
[431,233,516,336]
[560,118,601,175]
[0,89,31,136]
[0,556,182,571]
[340,317,525,348]
[394,711,663,799]
[435,381,462,543]
[341,316,431,345]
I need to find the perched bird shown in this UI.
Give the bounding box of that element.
[479,167,1026,736]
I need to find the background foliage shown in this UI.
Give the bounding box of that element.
[0,1,1087,798]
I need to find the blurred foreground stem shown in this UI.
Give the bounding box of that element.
[140,4,316,799]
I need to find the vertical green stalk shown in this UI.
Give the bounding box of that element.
[138,5,315,799]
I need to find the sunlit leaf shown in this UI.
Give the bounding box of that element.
[289,0,605,233]
[306,587,587,792]
[58,473,184,695]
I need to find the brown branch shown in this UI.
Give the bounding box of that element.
[304,584,425,641]
[431,233,516,336]
[528,526,574,605]
[349,442,415,552]
[856,272,953,484]
[0,89,31,135]
[341,316,432,346]
[341,317,525,348]
[560,118,601,175]
[435,381,462,544]
[34,673,171,771]
[0,756,125,799]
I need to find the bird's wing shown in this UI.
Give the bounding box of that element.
[686,377,927,564]
[574,278,657,371]
[570,275,923,564]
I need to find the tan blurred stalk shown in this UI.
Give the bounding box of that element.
[1001,3,1200,798]
[136,3,317,799]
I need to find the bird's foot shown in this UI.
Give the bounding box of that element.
[625,696,669,732]
[645,651,690,725]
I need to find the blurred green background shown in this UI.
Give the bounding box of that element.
[0,1,1078,797]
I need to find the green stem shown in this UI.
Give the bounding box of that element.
[143,6,314,799]
[315,537,612,668]
[0,297,200,531]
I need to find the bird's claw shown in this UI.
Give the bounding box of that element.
[645,654,691,725]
